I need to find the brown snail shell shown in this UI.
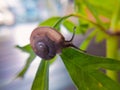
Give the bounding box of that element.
[30,26,79,60]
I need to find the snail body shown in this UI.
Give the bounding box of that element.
[30,26,79,60]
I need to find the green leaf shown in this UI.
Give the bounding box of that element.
[17,55,36,78]
[60,60,101,90]
[39,15,73,30]
[16,44,36,77]
[31,60,49,90]
[62,48,120,71]
[39,17,60,27]
[63,20,88,34]
[83,72,103,90]
[49,56,57,64]
[60,48,120,90]
[16,44,34,53]
[52,14,73,29]
[91,71,120,90]
[88,0,117,18]
[83,0,102,24]
[74,0,84,14]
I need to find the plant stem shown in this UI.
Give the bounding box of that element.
[106,36,119,81]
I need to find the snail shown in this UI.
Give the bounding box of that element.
[30,26,83,60]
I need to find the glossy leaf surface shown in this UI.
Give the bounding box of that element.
[61,48,120,90]
[31,60,49,90]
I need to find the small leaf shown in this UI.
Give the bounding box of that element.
[52,14,73,29]
[16,44,33,53]
[17,55,36,77]
[60,48,120,90]
[63,20,78,33]
[16,44,36,77]
[39,17,60,28]
[63,20,88,34]
[31,60,49,90]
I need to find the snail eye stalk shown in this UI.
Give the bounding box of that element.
[69,26,76,42]
[64,26,86,52]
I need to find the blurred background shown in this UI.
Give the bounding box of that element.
[0,0,105,90]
